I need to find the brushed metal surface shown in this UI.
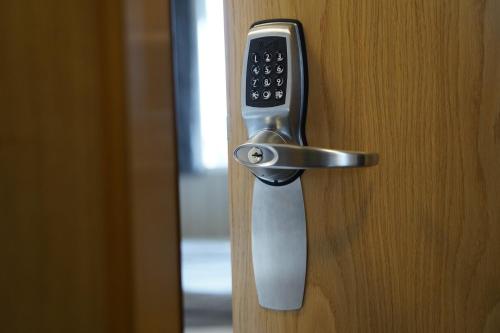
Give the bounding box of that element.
[240,21,305,185]
[251,177,306,310]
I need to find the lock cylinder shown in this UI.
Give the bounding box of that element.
[238,130,299,185]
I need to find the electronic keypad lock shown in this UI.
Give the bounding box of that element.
[233,19,378,311]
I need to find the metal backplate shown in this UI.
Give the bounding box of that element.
[241,20,306,185]
[251,177,306,310]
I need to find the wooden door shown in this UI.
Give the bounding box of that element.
[0,0,182,332]
[225,1,500,332]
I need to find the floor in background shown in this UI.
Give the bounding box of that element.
[185,327,232,333]
[181,239,232,295]
[182,239,232,331]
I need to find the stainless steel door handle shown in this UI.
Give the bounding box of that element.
[236,19,378,311]
[234,142,378,169]
[234,128,378,185]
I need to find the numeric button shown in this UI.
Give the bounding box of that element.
[264,65,272,75]
[275,64,284,74]
[263,77,272,88]
[275,77,284,87]
[251,77,259,88]
[263,52,272,63]
[251,65,260,75]
[250,52,259,63]
[275,51,285,62]
[262,90,271,100]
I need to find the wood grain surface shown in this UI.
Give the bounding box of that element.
[0,0,181,332]
[225,1,500,332]
[125,0,183,331]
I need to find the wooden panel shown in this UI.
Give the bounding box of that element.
[0,0,181,332]
[225,0,500,332]
[125,0,183,332]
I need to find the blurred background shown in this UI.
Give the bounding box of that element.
[171,0,232,332]
[0,0,230,332]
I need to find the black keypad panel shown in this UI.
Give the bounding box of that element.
[246,37,287,107]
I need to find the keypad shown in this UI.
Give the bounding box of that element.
[246,37,287,107]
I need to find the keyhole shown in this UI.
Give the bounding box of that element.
[248,147,263,164]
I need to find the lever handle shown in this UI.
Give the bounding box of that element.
[234,143,378,169]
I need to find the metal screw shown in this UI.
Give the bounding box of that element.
[248,147,263,164]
